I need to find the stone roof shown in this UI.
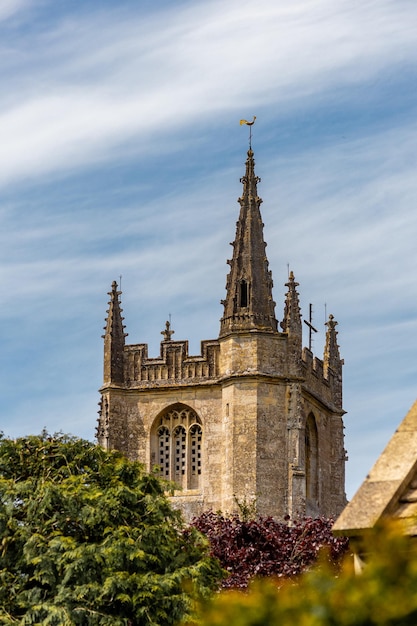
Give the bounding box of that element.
[333,399,417,537]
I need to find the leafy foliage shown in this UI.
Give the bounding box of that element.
[191,511,349,588]
[186,522,417,626]
[0,432,222,625]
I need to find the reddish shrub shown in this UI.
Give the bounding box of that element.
[191,512,349,589]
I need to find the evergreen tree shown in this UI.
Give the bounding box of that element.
[0,433,222,625]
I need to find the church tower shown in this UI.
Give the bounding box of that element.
[97,147,347,520]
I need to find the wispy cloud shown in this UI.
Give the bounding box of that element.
[0,0,30,22]
[1,1,417,186]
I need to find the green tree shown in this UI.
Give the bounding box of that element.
[187,522,417,626]
[0,432,222,625]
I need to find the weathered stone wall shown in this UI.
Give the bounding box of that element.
[100,380,225,517]
[255,380,288,517]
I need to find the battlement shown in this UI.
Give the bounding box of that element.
[302,347,326,377]
[301,347,342,410]
[124,339,220,387]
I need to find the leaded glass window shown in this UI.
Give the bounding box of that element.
[152,405,202,490]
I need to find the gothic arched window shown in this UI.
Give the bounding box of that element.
[305,413,319,506]
[152,405,202,491]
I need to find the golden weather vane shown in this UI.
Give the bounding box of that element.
[239,115,256,148]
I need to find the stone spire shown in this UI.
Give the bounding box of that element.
[103,280,127,384]
[281,271,302,336]
[324,314,343,408]
[323,314,341,371]
[219,149,278,337]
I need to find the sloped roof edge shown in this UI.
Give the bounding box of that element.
[333,399,417,536]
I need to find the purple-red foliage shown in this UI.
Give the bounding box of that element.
[191,512,349,589]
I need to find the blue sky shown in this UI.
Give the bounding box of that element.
[1,0,417,500]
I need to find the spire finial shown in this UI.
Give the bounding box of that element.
[240,116,256,149]
[103,279,127,384]
[323,314,343,406]
[281,270,301,336]
[324,314,342,373]
[161,320,175,341]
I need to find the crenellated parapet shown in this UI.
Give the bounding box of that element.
[301,345,343,411]
[123,338,220,387]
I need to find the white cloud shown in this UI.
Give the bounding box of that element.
[0,0,30,21]
[1,0,417,186]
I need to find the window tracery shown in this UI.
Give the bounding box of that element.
[153,405,202,490]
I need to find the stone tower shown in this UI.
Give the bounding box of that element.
[97,148,347,520]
